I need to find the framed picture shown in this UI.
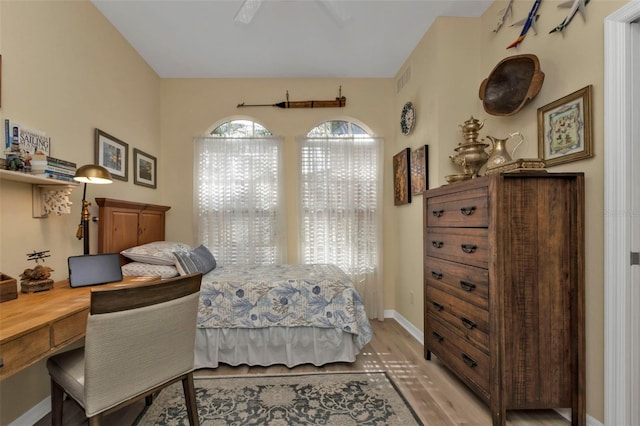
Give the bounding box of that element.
[393,147,411,205]
[95,129,128,181]
[410,145,428,195]
[133,148,157,189]
[537,85,593,167]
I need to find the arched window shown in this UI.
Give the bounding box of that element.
[298,120,383,319]
[306,120,369,137]
[194,120,285,265]
[210,119,272,137]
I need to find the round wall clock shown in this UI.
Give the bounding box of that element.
[400,102,416,135]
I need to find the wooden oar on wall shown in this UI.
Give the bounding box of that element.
[237,87,346,109]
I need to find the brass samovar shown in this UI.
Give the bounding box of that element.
[450,116,490,178]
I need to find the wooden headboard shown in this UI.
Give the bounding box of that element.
[96,198,171,260]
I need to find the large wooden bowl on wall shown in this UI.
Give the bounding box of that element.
[479,54,544,116]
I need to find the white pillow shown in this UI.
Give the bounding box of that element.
[121,262,179,279]
[121,241,192,265]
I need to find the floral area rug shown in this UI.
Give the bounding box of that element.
[135,371,423,425]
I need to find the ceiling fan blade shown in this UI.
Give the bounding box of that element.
[234,0,264,24]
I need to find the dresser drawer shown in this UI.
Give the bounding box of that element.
[425,257,488,309]
[426,227,489,269]
[426,187,488,228]
[426,314,489,394]
[426,286,489,352]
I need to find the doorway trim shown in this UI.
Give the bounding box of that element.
[604,1,640,424]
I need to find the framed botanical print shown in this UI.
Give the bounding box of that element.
[410,145,428,195]
[393,147,411,205]
[538,85,593,167]
[95,129,128,181]
[133,148,157,189]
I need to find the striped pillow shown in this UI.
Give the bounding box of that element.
[172,245,217,275]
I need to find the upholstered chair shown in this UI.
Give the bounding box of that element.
[46,272,203,426]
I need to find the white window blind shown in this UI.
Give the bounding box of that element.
[298,122,384,319]
[194,130,286,265]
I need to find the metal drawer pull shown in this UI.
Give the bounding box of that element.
[432,331,444,342]
[432,209,444,217]
[461,317,476,329]
[431,271,443,280]
[461,244,477,253]
[431,301,444,312]
[460,206,476,216]
[432,241,444,248]
[462,353,478,368]
[459,280,476,291]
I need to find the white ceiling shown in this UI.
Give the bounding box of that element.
[91,0,492,79]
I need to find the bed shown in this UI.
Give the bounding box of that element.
[194,263,372,368]
[97,199,373,368]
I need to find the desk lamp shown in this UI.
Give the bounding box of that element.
[74,164,113,254]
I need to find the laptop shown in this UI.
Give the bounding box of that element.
[68,253,123,288]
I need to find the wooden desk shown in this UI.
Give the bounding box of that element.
[0,276,158,380]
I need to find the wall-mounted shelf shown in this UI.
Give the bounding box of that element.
[0,169,78,218]
[0,169,76,185]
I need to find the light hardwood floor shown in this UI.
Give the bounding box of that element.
[35,319,570,425]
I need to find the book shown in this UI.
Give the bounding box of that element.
[11,123,20,150]
[30,158,76,168]
[45,156,76,169]
[30,154,77,170]
[30,165,77,175]
[4,119,9,150]
[32,172,76,183]
[18,127,50,156]
[4,121,51,156]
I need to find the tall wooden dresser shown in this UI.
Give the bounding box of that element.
[423,173,585,426]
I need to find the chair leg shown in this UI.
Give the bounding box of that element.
[88,414,101,426]
[182,372,199,426]
[50,379,64,426]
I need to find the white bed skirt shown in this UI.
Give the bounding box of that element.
[194,326,359,369]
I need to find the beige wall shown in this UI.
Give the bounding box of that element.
[391,0,628,422]
[0,0,161,423]
[0,0,627,423]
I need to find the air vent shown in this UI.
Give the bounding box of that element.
[396,65,412,93]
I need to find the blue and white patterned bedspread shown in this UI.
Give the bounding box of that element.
[197,264,373,349]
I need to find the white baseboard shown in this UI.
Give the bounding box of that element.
[384,309,423,345]
[384,309,603,426]
[9,396,49,426]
